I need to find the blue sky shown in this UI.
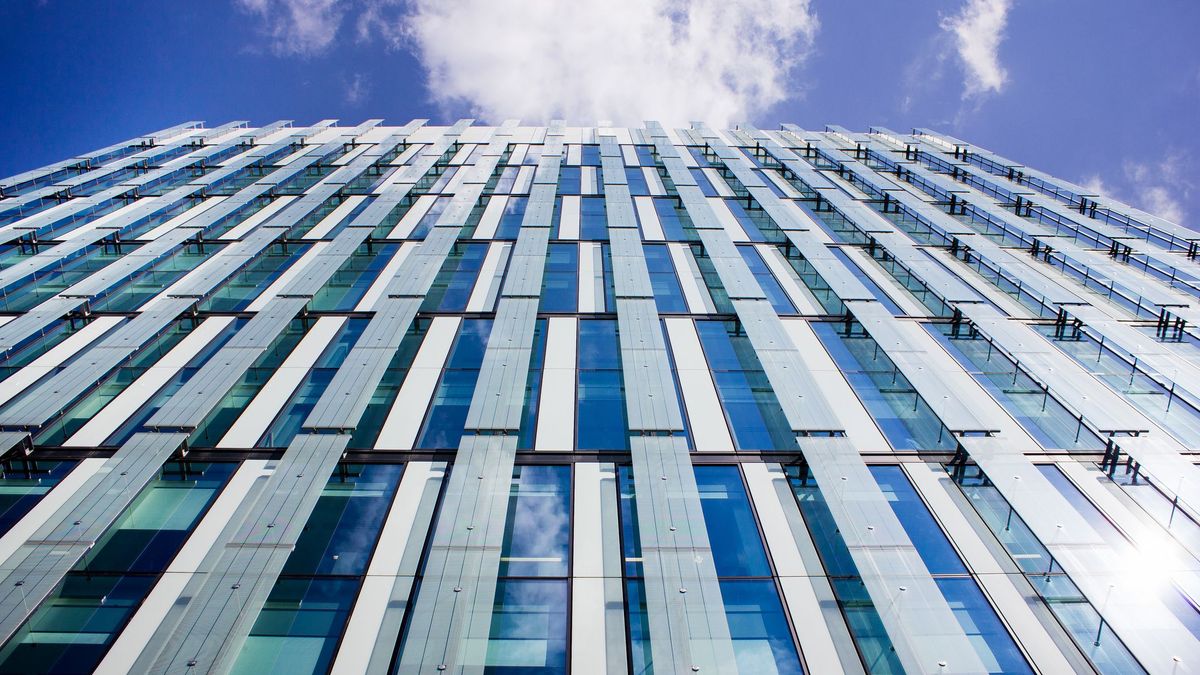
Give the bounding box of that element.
[1,0,1196,227]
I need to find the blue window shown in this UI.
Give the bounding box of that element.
[690,168,719,196]
[577,320,628,451]
[517,320,547,450]
[695,465,771,577]
[233,463,404,674]
[494,197,528,239]
[722,580,805,675]
[634,146,656,166]
[558,167,581,194]
[408,197,450,239]
[540,244,578,313]
[625,168,649,196]
[642,244,688,313]
[0,460,76,537]
[724,199,767,242]
[492,166,520,193]
[581,145,601,165]
[233,578,358,675]
[422,242,489,312]
[738,246,795,314]
[695,321,797,452]
[479,580,568,674]
[652,197,689,240]
[500,465,571,577]
[283,464,404,576]
[418,320,493,449]
[579,197,607,240]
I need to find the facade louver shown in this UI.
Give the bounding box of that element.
[0,119,1195,674]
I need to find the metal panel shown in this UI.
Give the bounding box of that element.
[0,432,189,647]
[135,433,352,673]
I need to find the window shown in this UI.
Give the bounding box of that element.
[577,320,628,451]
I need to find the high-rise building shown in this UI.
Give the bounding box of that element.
[0,119,1195,674]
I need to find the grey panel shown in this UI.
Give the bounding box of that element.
[0,432,188,647]
[136,433,352,673]
[0,297,85,353]
[302,297,422,430]
[145,297,306,430]
[0,298,192,428]
[395,434,518,674]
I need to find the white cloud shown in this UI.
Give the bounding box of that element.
[1123,155,1189,224]
[242,0,818,126]
[397,0,818,126]
[235,0,345,57]
[941,0,1012,99]
[1082,153,1192,226]
[345,72,370,105]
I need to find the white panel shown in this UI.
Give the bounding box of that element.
[139,197,227,241]
[303,195,366,240]
[559,195,581,240]
[388,195,437,239]
[581,166,599,195]
[218,195,295,240]
[355,241,418,311]
[332,144,369,166]
[0,316,123,408]
[742,463,845,674]
[387,145,422,167]
[621,145,639,167]
[663,318,734,452]
[95,460,272,675]
[64,317,236,447]
[245,241,329,311]
[903,462,1076,673]
[702,168,736,197]
[838,247,929,317]
[573,463,605,576]
[507,145,529,166]
[707,197,750,242]
[571,577,609,674]
[0,200,78,237]
[217,317,346,448]
[440,166,470,195]
[449,144,476,165]
[780,319,891,451]
[642,167,666,196]
[332,462,441,675]
[765,170,803,198]
[634,196,665,241]
[375,317,461,450]
[577,243,602,313]
[465,243,510,313]
[513,166,535,194]
[566,144,582,166]
[59,197,166,241]
[667,243,714,313]
[473,195,508,240]
[755,243,823,314]
[0,458,106,566]
[535,317,577,452]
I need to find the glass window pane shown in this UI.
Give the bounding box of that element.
[500,465,570,577]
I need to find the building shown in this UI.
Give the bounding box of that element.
[0,119,1194,674]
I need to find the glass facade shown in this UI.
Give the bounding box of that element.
[0,120,1195,674]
